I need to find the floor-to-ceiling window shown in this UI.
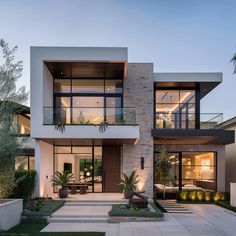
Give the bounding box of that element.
[54,145,103,193]
[155,89,197,129]
[154,151,216,193]
[48,62,124,125]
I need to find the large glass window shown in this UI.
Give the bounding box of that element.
[72,97,104,124]
[182,152,216,191]
[54,145,102,193]
[54,79,71,93]
[53,78,123,125]
[105,80,123,94]
[15,156,35,170]
[155,90,196,129]
[154,152,180,190]
[72,79,104,93]
[154,151,216,194]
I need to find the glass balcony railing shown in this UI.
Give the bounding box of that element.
[43,107,136,125]
[155,112,223,129]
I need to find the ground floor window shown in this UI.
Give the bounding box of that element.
[54,145,121,193]
[15,156,35,170]
[154,151,216,192]
[54,146,102,193]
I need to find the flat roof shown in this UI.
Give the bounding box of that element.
[31,46,128,62]
[154,72,222,98]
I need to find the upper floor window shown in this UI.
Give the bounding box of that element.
[155,90,196,129]
[54,78,123,94]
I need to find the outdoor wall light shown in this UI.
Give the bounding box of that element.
[141,157,144,170]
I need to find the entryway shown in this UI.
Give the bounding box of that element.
[54,144,121,193]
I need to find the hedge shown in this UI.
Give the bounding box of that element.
[10,170,37,201]
[177,190,228,202]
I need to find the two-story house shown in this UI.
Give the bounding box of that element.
[30,47,234,198]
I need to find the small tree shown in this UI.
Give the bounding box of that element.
[231,53,236,74]
[155,148,172,199]
[0,39,28,198]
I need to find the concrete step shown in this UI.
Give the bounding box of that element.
[157,200,192,214]
[49,217,108,223]
[166,210,192,214]
[65,202,119,206]
[51,214,108,218]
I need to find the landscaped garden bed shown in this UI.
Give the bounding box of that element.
[176,190,227,203]
[108,203,164,222]
[22,199,65,223]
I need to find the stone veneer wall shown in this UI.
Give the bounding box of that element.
[123,63,154,197]
[154,144,226,192]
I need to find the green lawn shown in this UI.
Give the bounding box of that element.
[1,223,105,236]
[22,199,65,223]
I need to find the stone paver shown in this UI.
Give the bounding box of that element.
[52,205,111,216]
[42,204,236,236]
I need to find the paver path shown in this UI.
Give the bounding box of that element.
[43,204,236,236]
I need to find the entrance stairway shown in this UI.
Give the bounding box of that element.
[157,199,192,214]
[49,199,128,223]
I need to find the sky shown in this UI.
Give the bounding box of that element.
[0,0,236,120]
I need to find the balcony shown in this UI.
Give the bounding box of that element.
[43,107,136,125]
[153,112,234,145]
[155,112,223,129]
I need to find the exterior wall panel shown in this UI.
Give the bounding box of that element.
[123,63,154,197]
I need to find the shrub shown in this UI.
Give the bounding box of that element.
[213,192,221,201]
[180,191,188,201]
[219,192,226,201]
[204,191,212,201]
[197,191,204,201]
[189,191,197,201]
[10,170,37,201]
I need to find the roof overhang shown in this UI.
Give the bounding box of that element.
[152,129,234,145]
[31,46,128,79]
[154,73,222,99]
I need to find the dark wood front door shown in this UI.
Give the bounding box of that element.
[102,146,121,192]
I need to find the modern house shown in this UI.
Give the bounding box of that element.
[29,47,234,198]
[217,117,236,192]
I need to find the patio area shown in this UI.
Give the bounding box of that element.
[42,204,236,236]
[52,193,128,202]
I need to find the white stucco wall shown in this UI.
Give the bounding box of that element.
[0,199,23,231]
[35,140,53,197]
[30,47,128,140]
[225,123,236,192]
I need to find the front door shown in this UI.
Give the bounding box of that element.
[102,146,121,192]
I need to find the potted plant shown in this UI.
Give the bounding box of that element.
[118,171,139,199]
[51,170,74,198]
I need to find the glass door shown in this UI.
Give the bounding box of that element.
[154,152,180,190]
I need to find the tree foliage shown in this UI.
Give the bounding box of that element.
[0,39,28,198]
[231,53,236,74]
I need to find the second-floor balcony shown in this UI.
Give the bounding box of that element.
[43,107,137,126]
[155,112,223,129]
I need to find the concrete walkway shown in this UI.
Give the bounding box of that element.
[42,204,236,236]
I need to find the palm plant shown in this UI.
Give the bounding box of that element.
[231,53,236,74]
[118,170,139,199]
[51,170,74,198]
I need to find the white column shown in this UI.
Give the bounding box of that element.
[35,140,54,197]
